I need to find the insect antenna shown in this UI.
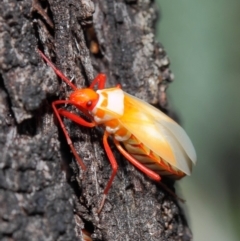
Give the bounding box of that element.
[37,49,77,91]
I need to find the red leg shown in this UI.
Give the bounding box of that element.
[37,49,77,91]
[98,131,118,213]
[114,140,185,202]
[113,139,161,182]
[89,73,106,90]
[57,109,95,128]
[52,100,96,170]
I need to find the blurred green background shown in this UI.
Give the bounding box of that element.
[156,1,240,241]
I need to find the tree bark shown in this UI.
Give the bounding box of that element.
[0,0,192,241]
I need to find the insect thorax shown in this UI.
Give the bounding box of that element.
[91,88,132,141]
[91,88,124,123]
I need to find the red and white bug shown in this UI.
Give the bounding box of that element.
[37,49,197,211]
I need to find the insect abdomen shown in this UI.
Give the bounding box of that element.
[104,120,185,179]
[123,135,185,179]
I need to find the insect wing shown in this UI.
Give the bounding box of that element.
[119,92,197,175]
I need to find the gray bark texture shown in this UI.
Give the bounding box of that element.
[0,0,192,241]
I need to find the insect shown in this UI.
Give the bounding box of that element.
[37,49,197,211]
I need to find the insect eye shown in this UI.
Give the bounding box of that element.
[86,101,92,107]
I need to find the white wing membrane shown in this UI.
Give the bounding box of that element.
[119,92,197,175]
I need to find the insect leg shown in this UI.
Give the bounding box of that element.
[113,139,161,182]
[89,73,122,90]
[98,131,118,213]
[52,100,96,170]
[57,109,96,127]
[114,140,185,202]
[89,73,106,89]
[37,49,77,91]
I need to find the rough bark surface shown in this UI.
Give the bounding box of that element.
[0,0,192,241]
